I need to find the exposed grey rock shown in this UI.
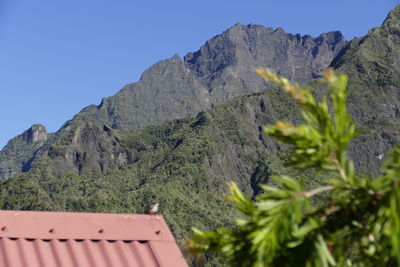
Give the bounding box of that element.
[42,121,130,175]
[73,55,211,130]
[185,25,346,103]
[0,124,50,179]
[74,24,346,131]
[23,124,48,144]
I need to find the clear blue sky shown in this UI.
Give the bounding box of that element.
[0,0,398,148]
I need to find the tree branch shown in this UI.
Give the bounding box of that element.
[304,185,334,198]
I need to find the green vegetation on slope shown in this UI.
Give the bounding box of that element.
[188,69,400,266]
[0,88,326,266]
[330,6,400,173]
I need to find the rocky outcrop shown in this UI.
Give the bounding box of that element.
[0,124,50,179]
[184,25,345,100]
[41,120,130,175]
[23,124,48,144]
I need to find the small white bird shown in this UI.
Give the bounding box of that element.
[146,202,159,214]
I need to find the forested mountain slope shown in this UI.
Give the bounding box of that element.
[330,7,400,173]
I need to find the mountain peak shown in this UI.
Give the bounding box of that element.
[222,23,281,39]
[382,4,400,34]
[184,23,346,84]
[23,124,47,144]
[317,31,345,43]
[0,124,49,179]
[384,5,400,23]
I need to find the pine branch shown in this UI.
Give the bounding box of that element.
[304,185,334,198]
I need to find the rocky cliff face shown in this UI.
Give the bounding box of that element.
[23,124,48,144]
[34,120,130,175]
[0,124,50,178]
[73,24,346,130]
[185,25,345,102]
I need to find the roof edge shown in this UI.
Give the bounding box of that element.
[0,210,175,241]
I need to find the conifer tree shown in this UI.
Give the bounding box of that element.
[187,69,400,267]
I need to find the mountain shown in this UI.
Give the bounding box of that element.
[0,2,398,215]
[0,24,346,179]
[73,25,346,130]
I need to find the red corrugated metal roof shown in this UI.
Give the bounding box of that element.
[0,210,188,267]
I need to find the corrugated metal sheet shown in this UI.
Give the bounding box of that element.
[0,210,188,267]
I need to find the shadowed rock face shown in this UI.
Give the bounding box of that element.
[73,24,346,131]
[185,25,345,96]
[23,124,48,144]
[45,121,130,175]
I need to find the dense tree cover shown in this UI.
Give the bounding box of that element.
[187,69,400,267]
